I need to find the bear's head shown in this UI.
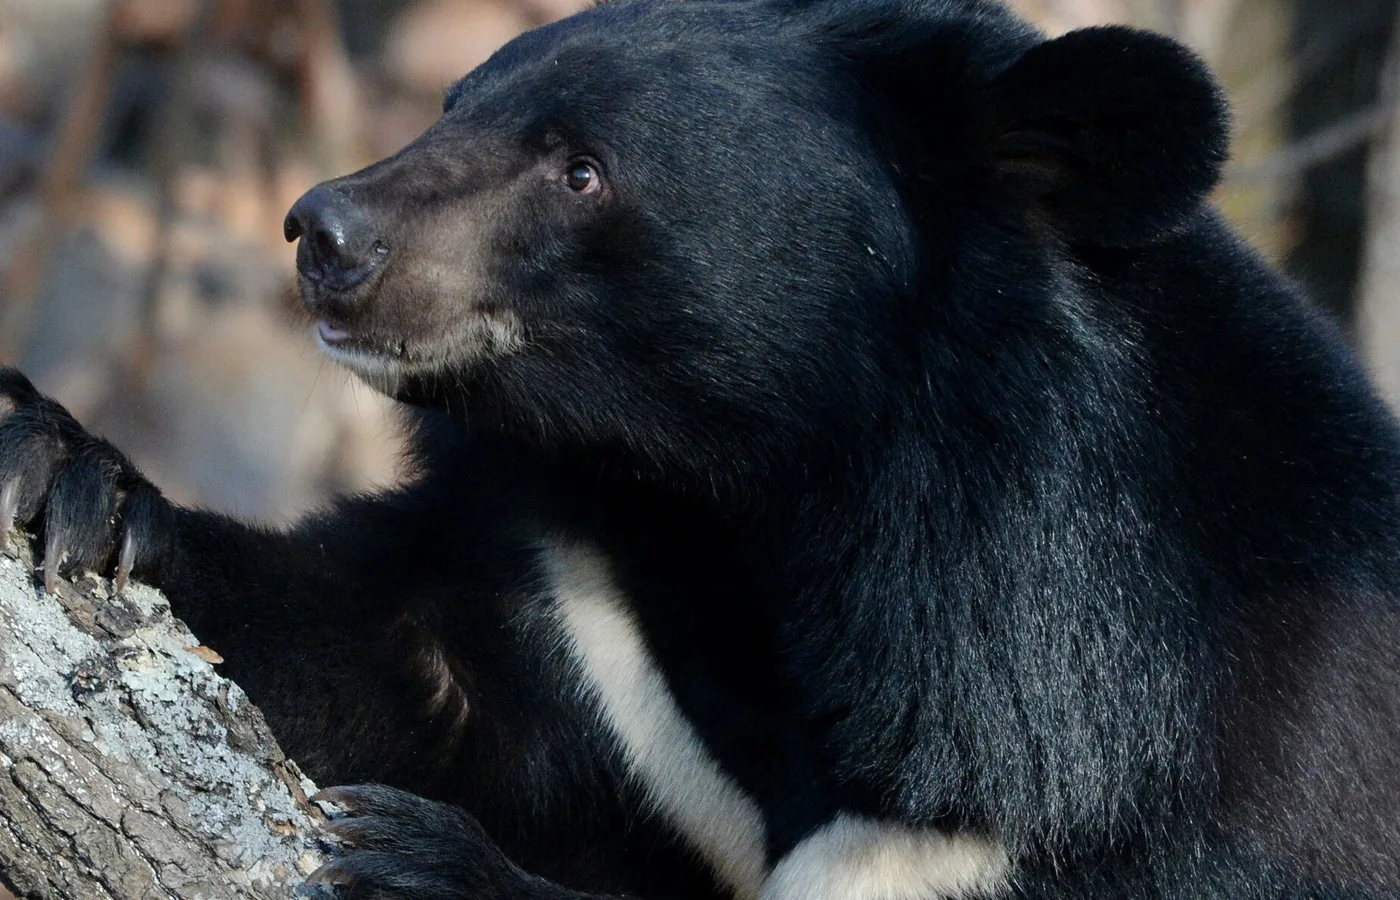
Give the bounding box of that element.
[285,0,1227,486]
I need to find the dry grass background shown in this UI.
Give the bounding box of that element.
[0,0,1394,522]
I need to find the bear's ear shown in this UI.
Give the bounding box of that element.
[985,26,1229,247]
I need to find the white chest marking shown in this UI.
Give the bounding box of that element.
[543,540,1012,900]
[543,540,770,900]
[762,814,1012,900]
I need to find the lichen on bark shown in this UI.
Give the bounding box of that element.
[0,536,328,899]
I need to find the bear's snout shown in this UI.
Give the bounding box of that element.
[285,186,388,297]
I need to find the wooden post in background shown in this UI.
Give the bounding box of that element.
[1359,2,1400,407]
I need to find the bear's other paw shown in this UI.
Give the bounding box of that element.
[311,785,545,900]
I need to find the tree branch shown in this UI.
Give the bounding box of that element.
[0,536,328,899]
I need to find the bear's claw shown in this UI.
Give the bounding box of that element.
[114,529,137,594]
[0,476,19,546]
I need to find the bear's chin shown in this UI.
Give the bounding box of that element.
[317,339,411,397]
[315,310,525,402]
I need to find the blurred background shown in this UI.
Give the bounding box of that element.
[0,0,1397,523]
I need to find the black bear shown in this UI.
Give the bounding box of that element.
[2,0,1400,897]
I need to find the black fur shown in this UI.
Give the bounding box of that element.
[2,0,1399,897]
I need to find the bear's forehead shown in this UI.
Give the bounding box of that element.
[435,0,1037,148]
[439,5,824,134]
[474,2,803,86]
[454,0,1030,94]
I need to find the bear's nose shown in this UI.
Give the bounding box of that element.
[284,187,386,292]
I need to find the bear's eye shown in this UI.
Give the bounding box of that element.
[565,161,602,195]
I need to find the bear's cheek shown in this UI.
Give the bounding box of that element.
[368,266,523,368]
[351,179,618,374]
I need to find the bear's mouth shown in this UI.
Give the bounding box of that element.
[312,307,526,396]
[314,319,416,377]
[317,320,354,345]
[314,320,408,357]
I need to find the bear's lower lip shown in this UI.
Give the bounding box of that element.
[317,320,353,345]
[313,321,416,373]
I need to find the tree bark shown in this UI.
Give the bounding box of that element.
[0,535,328,899]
